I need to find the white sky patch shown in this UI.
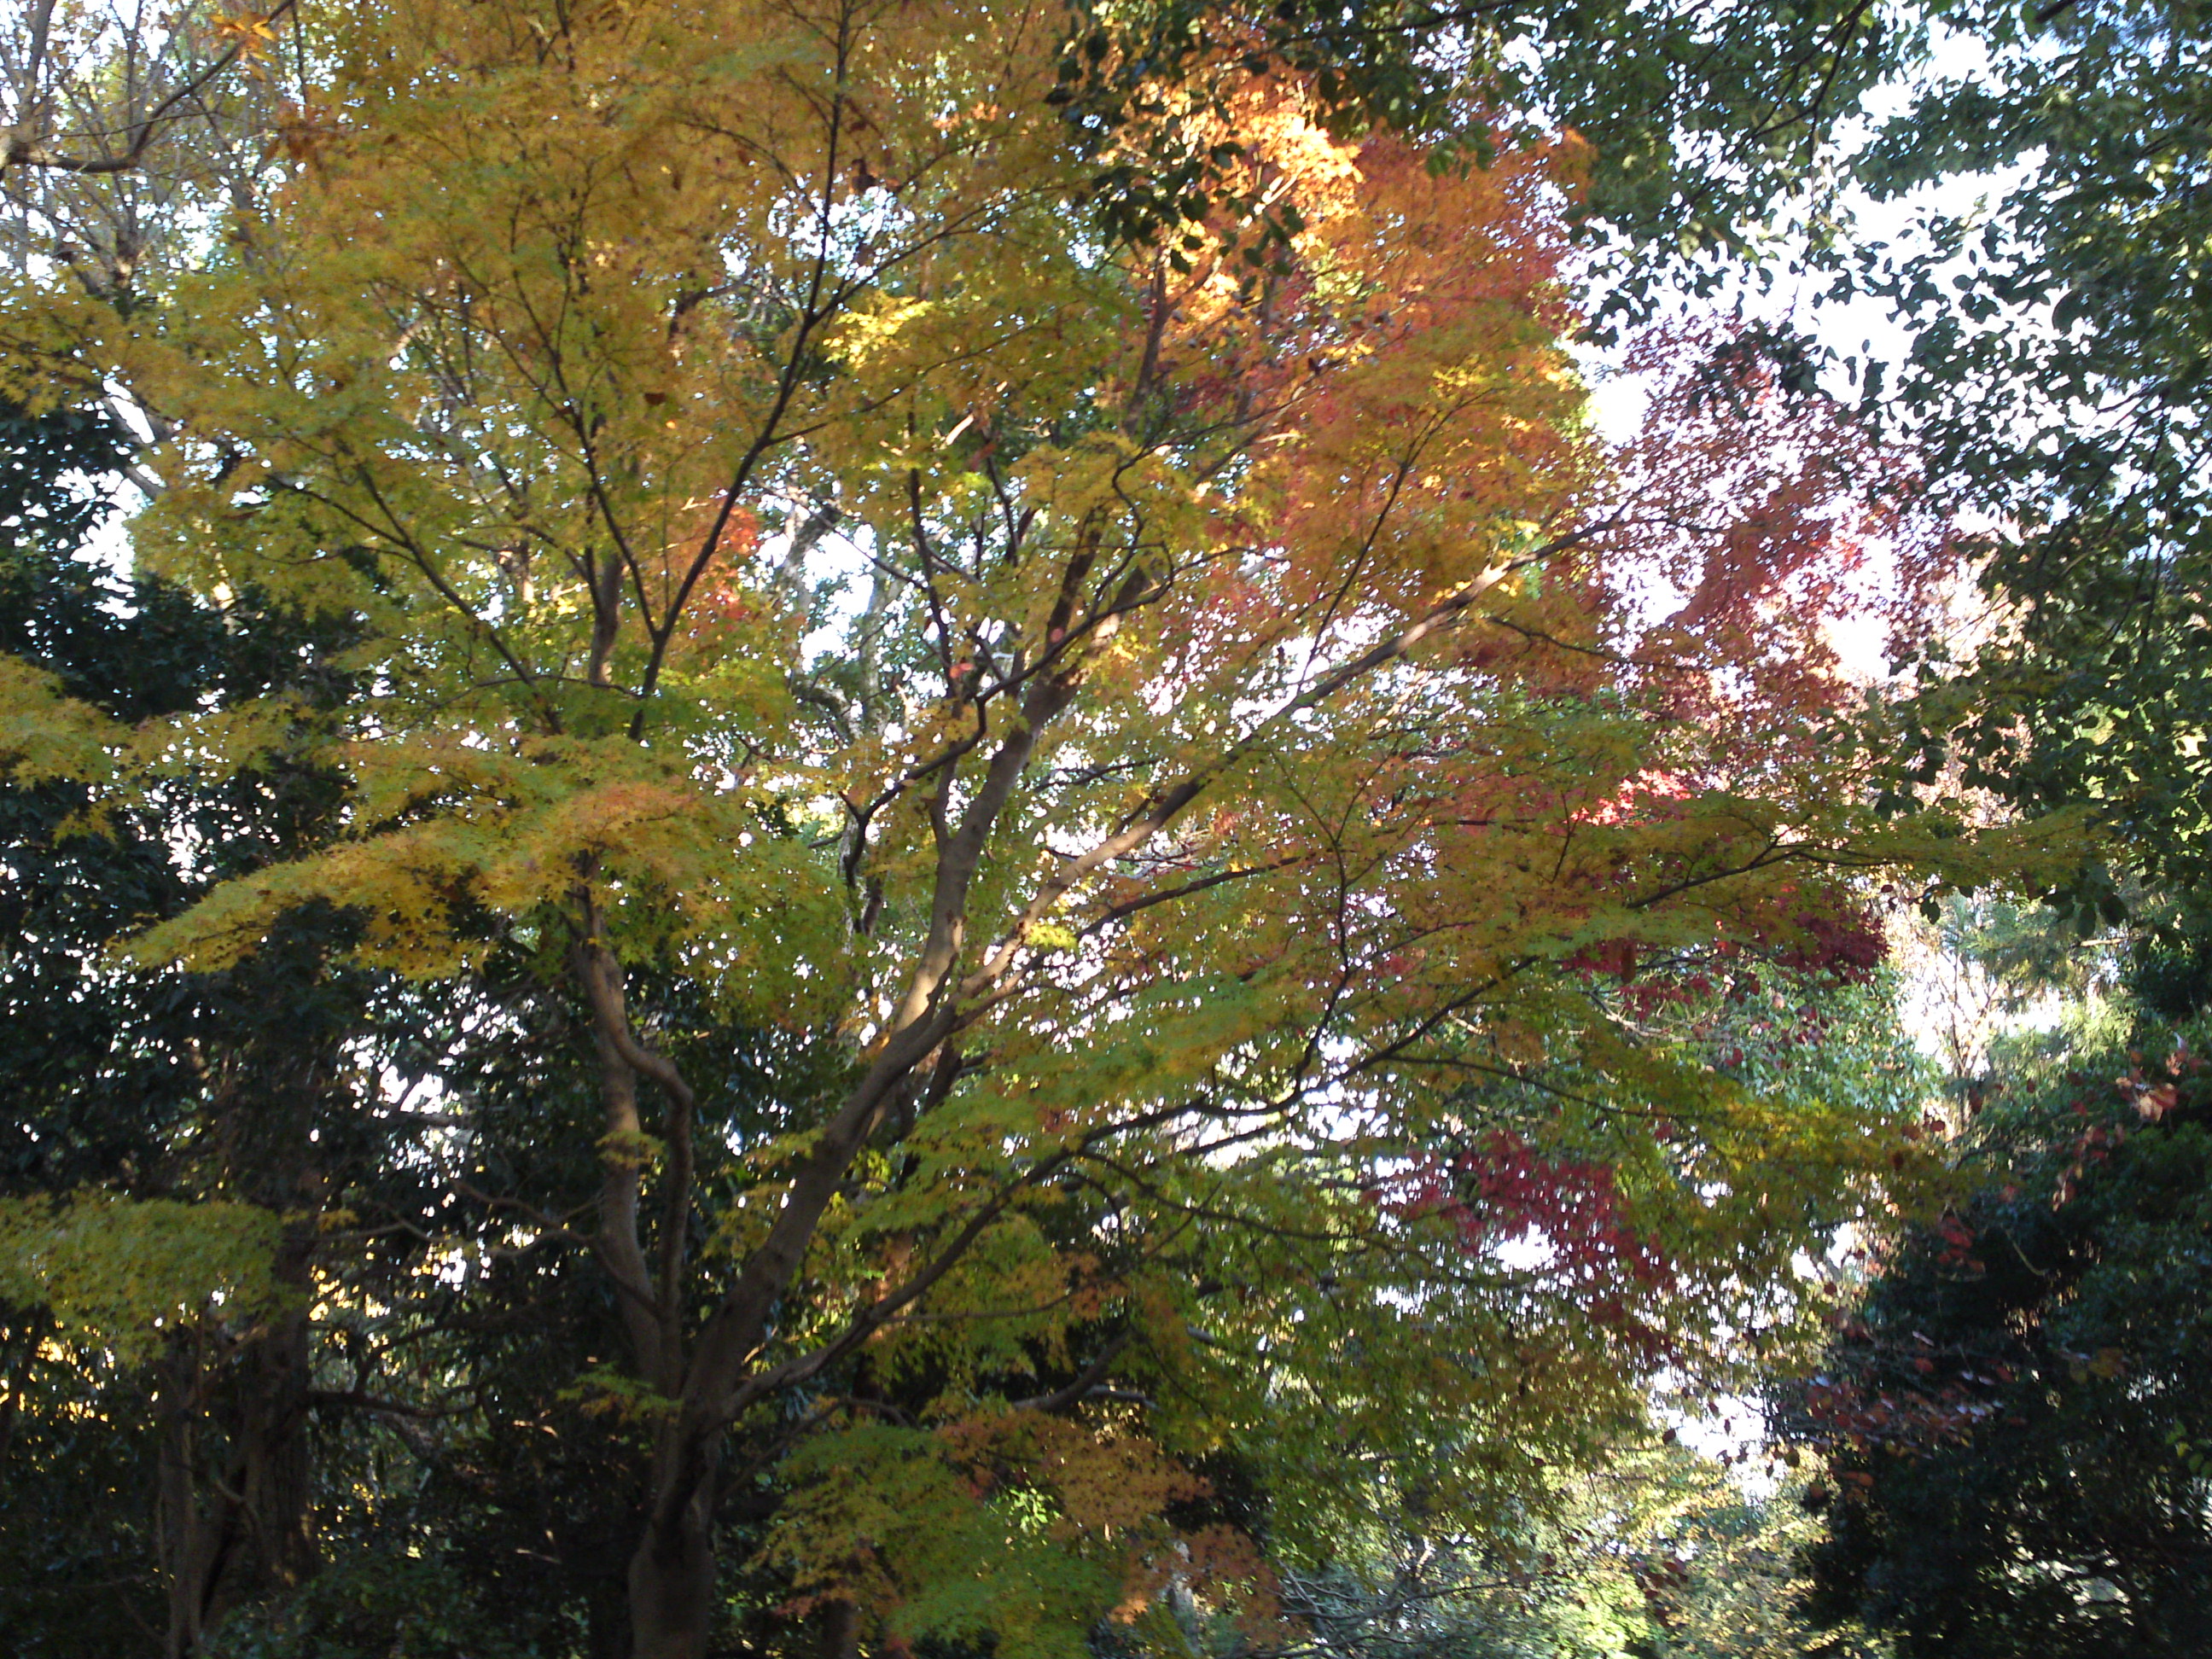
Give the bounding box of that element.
[1660,1393,1780,1497]
[76,498,135,587]
[768,509,879,665]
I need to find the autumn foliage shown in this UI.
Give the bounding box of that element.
[0,3,2040,1656]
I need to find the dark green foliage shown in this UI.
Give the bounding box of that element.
[0,1339,166,1658]
[0,401,409,1652]
[0,401,125,554]
[0,403,373,1196]
[2123,908,2212,1024]
[1784,1013,2212,1656]
[1822,23,2212,1631]
[202,1551,546,1659]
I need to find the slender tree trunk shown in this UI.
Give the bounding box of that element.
[819,1598,862,1659]
[245,1226,318,1589]
[159,1385,229,1659]
[158,1029,327,1655]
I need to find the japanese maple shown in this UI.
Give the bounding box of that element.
[0,3,2037,1656]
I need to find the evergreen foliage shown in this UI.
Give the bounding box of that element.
[1784,993,2212,1656]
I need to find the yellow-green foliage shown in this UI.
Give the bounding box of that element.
[0,1191,285,1362]
[0,0,2093,1650]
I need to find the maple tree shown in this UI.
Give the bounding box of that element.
[0,3,2040,1656]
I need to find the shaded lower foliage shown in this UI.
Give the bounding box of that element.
[1782,1008,2212,1656]
[0,403,422,1655]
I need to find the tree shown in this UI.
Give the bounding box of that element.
[0,3,2011,1656]
[1782,979,2212,1656]
[0,399,498,1656]
[1781,23,2212,1629]
[1827,0,2212,916]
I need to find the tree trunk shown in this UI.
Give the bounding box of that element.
[242,1267,317,1588]
[626,1469,721,1659]
[157,1134,321,1655]
[818,1597,862,1659]
[159,1395,229,1659]
[155,1300,316,1658]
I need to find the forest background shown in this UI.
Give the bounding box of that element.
[0,2,2207,1657]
